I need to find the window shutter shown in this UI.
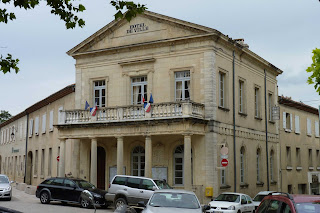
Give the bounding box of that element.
[315,121,319,137]
[58,106,64,124]
[42,114,46,134]
[9,127,12,142]
[35,116,39,135]
[307,118,312,135]
[290,114,293,130]
[24,120,27,138]
[19,122,23,139]
[283,112,286,129]
[49,110,54,131]
[29,119,33,137]
[295,115,300,134]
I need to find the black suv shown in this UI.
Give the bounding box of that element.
[36,177,109,208]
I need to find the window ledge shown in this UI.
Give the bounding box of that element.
[220,184,231,189]
[254,116,262,121]
[286,166,293,170]
[256,182,264,187]
[270,181,277,185]
[307,134,312,137]
[240,183,249,188]
[40,175,44,179]
[317,167,320,170]
[268,120,275,124]
[295,132,300,135]
[218,106,230,112]
[309,167,314,170]
[296,166,303,171]
[33,175,38,178]
[238,112,247,117]
[284,129,292,133]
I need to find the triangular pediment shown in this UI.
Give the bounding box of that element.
[67,11,216,56]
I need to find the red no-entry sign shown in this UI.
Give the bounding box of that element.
[57,156,60,162]
[221,159,228,167]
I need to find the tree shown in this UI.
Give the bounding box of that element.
[0,0,146,74]
[306,48,320,94]
[0,110,12,123]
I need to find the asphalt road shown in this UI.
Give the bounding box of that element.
[0,186,114,213]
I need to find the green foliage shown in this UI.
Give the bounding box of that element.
[0,0,146,74]
[0,54,19,74]
[0,110,12,124]
[306,48,320,94]
[111,0,147,22]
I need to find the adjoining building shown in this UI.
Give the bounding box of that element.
[0,11,319,202]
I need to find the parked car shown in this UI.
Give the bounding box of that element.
[256,192,320,213]
[138,189,210,213]
[206,192,255,213]
[105,175,171,209]
[0,174,13,201]
[36,177,109,208]
[252,191,276,209]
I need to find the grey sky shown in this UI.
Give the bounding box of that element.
[1,0,320,115]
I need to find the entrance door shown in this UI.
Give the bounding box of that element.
[97,147,106,190]
[131,146,145,176]
[26,151,33,185]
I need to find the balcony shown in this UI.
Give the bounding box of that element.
[60,101,205,124]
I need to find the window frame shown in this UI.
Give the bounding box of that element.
[175,71,191,102]
[239,79,246,113]
[254,86,260,118]
[131,76,148,105]
[93,80,106,107]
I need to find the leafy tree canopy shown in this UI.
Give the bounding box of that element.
[0,110,12,123]
[306,48,320,94]
[0,0,146,74]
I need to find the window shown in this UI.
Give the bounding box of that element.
[175,71,190,101]
[317,150,320,167]
[174,145,184,185]
[296,148,301,167]
[113,176,127,185]
[132,76,147,104]
[307,118,312,136]
[240,147,245,183]
[35,150,38,175]
[309,149,313,167]
[64,179,76,188]
[140,179,155,190]
[267,200,281,213]
[283,112,292,131]
[35,116,39,135]
[93,80,106,107]
[49,110,54,132]
[254,87,260,117]
[52,178,64,186]
[42,114,46,134]
[288,184,293,194]
[48,148,52,176]
[131,146,145,176]
[315,121,319,137]
[286,146,292,167]
[58,106,64,124]
[126,177,140,188]
[219,72,226,107]
[221,168,226,185]
[239,80,245,113]
[268,93,273,121]
[270,150,274,182]
[295,115,300,134]
[257,149,261,182]
[41,149,45,176]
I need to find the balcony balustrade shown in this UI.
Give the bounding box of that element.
[60,101,205,124]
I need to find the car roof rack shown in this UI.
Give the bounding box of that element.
[267,192,294,201]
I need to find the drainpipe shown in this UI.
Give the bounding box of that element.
[24,112,29,183]
[265,69,270,191]
[233,50,236,192]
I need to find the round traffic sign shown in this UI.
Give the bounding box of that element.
[57,156,60,162]
[221,159,228,167]
[220,147,229,155]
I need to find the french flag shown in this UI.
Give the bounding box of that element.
[90,103,97,116]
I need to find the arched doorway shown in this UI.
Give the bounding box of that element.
[97,147,106,190]
[26,151,33,185]
[131,146,145,176]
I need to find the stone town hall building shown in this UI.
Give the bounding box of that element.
[1,11,319,202]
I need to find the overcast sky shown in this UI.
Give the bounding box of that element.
[1,0,320,116]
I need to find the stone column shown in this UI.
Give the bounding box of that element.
[184,134,192,191]
[72,139,80,178]
[58,139,66,177]
[90,138,97,186]
[117,136,124,175]
[145,135,152,178]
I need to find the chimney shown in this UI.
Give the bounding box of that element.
[234,38,249,48]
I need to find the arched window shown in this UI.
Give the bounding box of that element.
[240,146,245,183]
[131,146,145,176]
[174,145,184,185]
[257,149,261,182]
[270,150,274,182]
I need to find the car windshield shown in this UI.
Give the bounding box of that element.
[74,180,95,189]
[149,192,200,209]
[153,180,172,189]
[215,194,240,203]
[296,202,320,213]
[253,195,267,202]
[0,176,9,184]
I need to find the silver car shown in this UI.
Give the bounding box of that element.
[139,189,210,213]
[0,174,13,201]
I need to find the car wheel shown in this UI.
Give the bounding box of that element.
[40,191,50,204]
[237,211,241,213]
[115,197,127,210]
[80,198,91,208]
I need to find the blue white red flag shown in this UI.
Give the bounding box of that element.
[90,103,97,116]
[145,103,151,112]
[85,101,90,110]
[149,93,154,104]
